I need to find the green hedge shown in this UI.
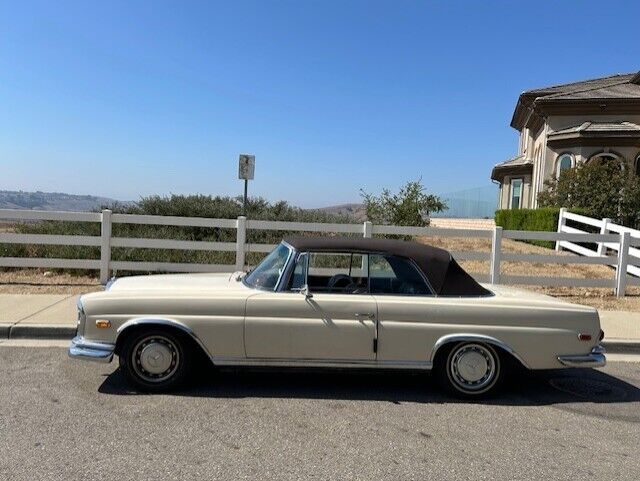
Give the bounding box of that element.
[494,208,589,248]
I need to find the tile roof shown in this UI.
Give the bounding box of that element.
[490,155,534,181]
[492,154,533,168]
[524,73,637,97]
[511,70,640,130]
[550,121,640,136]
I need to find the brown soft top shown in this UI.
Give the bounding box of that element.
[283,236,491,297]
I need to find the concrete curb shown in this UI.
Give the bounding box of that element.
[0,323,10,339]
[2,324,76,340]
[602,339,640,354]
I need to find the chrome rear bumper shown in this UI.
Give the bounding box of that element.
[68,336,115,363]
[557,344,606,368]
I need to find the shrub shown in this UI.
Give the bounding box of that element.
[538,160,640,229]
[494,207,589,248]
[1,194,359,276]
[360,179,447,227]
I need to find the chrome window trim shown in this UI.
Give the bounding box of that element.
[368,254,436,297]
[242,242,294,292]
[282,249,438,297]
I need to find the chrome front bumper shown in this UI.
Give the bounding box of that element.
[557,344,606,368]
[68,336,115,363]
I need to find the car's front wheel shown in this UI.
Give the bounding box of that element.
[119,329,191,392]
[435,342,503,398]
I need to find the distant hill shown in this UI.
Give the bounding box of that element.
[0,190,131,212]
[314,203,367,221]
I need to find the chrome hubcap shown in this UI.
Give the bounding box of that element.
[449,344,496,392]
[132,336,179,383]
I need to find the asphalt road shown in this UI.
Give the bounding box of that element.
[1,343,639,481]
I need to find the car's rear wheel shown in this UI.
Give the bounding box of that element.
[435,342,503,398]
[119,329,191,392]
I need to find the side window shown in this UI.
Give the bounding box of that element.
[510,178,522,209]
[305,252,368,294]
[369,254,432,295]
[289,253,308,290]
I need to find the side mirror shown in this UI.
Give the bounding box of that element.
[299,284,312,298]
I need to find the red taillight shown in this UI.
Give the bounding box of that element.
[578,333,592,341]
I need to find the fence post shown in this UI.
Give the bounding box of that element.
[99,209,112,284]
[490,226,503,284]
[555,207,567,252]
[597,218,611,256]
[363,221,372,238]
[235,216,247,271]
[615,231,630,298]
[361,221,373,273]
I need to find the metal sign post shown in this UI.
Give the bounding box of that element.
[238,154,255,216]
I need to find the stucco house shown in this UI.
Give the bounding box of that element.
[491,71,640,210]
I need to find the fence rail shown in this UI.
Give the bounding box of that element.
[556,207,640,291]
[0,208,638,297]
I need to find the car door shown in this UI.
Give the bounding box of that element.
[369,254,440,363]
[245,251,377,361]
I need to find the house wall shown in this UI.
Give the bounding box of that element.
[528,114,640,207]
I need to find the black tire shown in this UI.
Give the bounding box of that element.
[435,342,504,399]
[119,328,191,392]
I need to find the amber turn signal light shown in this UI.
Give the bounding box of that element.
[95,319,111,329]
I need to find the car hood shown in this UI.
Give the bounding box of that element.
[106,272,247,293]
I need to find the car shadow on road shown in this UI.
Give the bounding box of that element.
[98,365,640,406]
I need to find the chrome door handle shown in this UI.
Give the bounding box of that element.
[355,312,375,319]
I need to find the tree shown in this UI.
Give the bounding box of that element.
[537,160,640,228]
[360,179,447,226]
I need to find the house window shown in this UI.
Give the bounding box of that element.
[510,178,523,209]
[588,152,624,168]
[556,153,573,177]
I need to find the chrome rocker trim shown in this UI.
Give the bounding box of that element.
[557,345,606,368]
[211,357,433,370]
[68,336,115,363]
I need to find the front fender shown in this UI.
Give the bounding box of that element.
[115,317,213,359]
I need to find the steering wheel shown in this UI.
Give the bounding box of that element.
[327,273,355,292]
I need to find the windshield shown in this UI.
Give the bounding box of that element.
[243,243,292,290]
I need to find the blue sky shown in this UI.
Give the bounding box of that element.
[1,0,639,207]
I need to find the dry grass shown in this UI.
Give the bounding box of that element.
[1,237,639,311]
[0,270,102,295]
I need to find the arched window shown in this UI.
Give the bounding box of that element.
[556,153,573,177]
[588,152,624,168]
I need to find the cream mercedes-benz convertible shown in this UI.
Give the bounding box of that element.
[69,237,605,397]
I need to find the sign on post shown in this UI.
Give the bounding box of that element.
[238,154,255,216]
[238,154,255,180]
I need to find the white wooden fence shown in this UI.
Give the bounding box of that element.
[556,207,640,292]
[1,208,639,297]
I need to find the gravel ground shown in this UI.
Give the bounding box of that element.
[0,345,639,480]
